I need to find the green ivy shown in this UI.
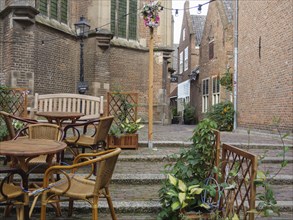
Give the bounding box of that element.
[206,101,234,131]
[220,67,233,92]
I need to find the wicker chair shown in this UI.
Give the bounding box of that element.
[0,168,29,220]
[0,111,38,165]
[63,116,114,157]
[15,123,64,174]
[40,148,121,220]
[15,123,64,217]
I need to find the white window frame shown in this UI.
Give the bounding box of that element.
[184,47,188,71]
[212,76,220,105]
[179,52,183,74]
[202,78,209,113]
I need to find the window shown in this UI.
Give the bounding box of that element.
[182,28,186,41]
[179,52,183,74]
[202,78,209,113]
[209,40,214,60]
[39,0,48,15]
[212,76,220,105]
[184,47,188,71]
[38,0,68,23]
[111,0,137,40]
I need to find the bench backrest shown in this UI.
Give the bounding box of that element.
[34,93,103,120]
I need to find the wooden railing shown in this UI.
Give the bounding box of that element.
[0,87,28,117]
[220,143,258,220]
[107,92,138,126]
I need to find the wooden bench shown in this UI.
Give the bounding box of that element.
[29,93,104,121]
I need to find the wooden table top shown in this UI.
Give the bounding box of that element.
[36,111,84,119]
[0,139,67,157]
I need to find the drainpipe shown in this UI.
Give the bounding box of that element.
[233,0,239,130]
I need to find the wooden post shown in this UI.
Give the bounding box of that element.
[148,27,154,148]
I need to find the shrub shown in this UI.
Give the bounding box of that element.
[206,101,234,131]
[183,104,196,125]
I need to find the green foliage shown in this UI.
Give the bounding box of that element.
[183,104,196,125]
[0,118,8,141]
[171,107,179,117]
[220,67,233,92]
[158,119,218,219]
[252,117,290,217]
[165,174,203,212]
[206,101,234,131]
[109,118,144,137]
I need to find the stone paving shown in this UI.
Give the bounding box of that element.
[137,124,293,146]
[0,124,292,219]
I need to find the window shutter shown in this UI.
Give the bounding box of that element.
[39,0,48,15]
[50,0,58,20]
[61,0,68,23]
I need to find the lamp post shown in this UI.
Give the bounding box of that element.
[74,16,90,94]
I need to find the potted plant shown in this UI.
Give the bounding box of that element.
[107,118,144,149]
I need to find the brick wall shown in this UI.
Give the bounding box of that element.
[238,1,293,131]
[0,0,173,123]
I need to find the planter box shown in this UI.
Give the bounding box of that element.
[107,134,138,149]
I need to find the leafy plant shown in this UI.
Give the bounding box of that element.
[250,117,290,217]
[109,118,144,138]
[158,119,218,219]
[220,67,233,92]
[183,104,196,125]
[0,118,9,141]
[206,101,234,131]
[165,174,203,212]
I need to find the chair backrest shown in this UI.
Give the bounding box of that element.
[73,148,121,193]
[28,123,63,141]
[93,148,121,192]
[93,116,114,144]
[0,111,37,140]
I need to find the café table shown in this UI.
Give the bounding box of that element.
[35,111,85,126]
[0,139,67,172]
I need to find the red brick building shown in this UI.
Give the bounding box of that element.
[196,0,234,120]
[237,0,293,131]
[177,1,206,120]
[0,0,173,123]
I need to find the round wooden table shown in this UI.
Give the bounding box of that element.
[0,139,67,172]
[35,111,84,126]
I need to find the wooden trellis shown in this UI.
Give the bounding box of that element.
[0,87,28,117]
[107,92,138,126]
[220,143,257,220]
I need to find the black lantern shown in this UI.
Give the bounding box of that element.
[74,16,91,94]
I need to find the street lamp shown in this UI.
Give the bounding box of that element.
[74,16,90,94]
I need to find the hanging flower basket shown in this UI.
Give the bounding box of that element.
[141,1,162,28]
